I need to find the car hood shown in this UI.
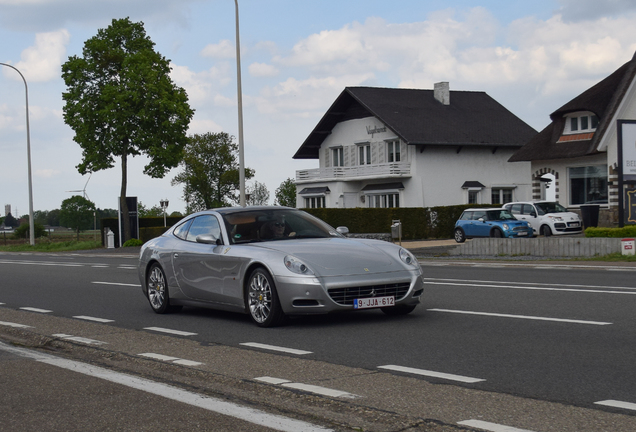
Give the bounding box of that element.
[250,238,401,276]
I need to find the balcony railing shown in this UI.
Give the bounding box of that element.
[296,162,411,182]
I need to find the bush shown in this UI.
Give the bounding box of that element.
[585,226,636,238]
[13,223,48,239]
[122,238,144,247]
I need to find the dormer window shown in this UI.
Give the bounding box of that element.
[564,112,598,135]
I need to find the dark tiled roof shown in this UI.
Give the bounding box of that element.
[294,86,537,159]
[461,181,486,188]
[509,52,636,162]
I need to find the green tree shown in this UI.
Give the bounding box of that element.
[61,17,194,243]
[275,178,297,207]
[247,181,270,206]
[172,132,254,212]
[13,223,48,240]
[3,213,19,228]
[60,196,97,240]
[47,209,61,226]
[138,201,164,217]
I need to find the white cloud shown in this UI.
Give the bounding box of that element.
[14,29,70,82]
[201,39,235,59]
[35,168,61,178]
[248,62,279,78]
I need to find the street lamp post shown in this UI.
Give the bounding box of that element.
[234,0,246,207]
[160,199,169,227]
[0,62,35,245]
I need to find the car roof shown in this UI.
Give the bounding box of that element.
[463,208,507,212]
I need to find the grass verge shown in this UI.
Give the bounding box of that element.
[0,240,103,253]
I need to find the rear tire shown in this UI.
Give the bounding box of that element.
[146,263,182,314]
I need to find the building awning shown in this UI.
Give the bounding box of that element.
[461,181,485,189]
[361,182,404,192]
[299,186,330,195]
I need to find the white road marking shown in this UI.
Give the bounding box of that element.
[595,400,636,411]
[19,307,52,313]
[52,334,107,345]
[378,365,485,383]
[254,377,356,398]
[92,281,141,287]
[143,327,197,336]
[92,265,109,268]
[139,353,203,367]
[240,342,312,355]
[73,316,114,323]
[458,419,536,432]
[0,320,32,328]
[424,280,636,295]
[425,277,636,292]
[0,342,331,432]
[255,377,292,385]
[427,308,612,326]
[0,260,83,267]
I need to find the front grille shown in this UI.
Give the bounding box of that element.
[513,226,528,232]
[328,282,411,306]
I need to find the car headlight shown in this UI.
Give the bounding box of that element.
[548,216,563,221]
[399,248,419,267]
[284,255,314,275]
[503,224,510,230]
[526,222,532,228]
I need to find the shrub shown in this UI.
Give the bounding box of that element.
[13,223,48,239]
[585,226,636,238]
[122,238,144,247]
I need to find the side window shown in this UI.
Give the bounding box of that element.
[509,204,522,215]
[173,219,193,240]
[186,215,222,242]
[460,211,473,220]
[521,204,534,215]
[473,211,485,220]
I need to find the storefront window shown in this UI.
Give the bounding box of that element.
[569,165,608,205]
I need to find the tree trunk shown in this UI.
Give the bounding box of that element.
[121,150,131,244]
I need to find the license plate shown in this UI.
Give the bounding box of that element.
[570,222,580,227]
[517,232,527,236]
[354,296,395,309]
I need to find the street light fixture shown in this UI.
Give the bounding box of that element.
[234,0,246,207]
[160,199,169,227]
[0,62,35,245]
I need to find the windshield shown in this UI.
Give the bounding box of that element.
[485,209,517,221]
[221,208,343,244]
[535,202,567,214]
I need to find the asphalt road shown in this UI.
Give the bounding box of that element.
[1,250,636,431]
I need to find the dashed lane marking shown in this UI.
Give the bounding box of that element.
[92,281,141,287]
[458,419,536,432]
[73,316,115,323]
[0,342,332,432]
[0,320,32,328]
[427,308,612,325]
[254,377,357,399]
[19,307,52,313]
[378,365,485,384]
[595,400,636,411]
[52,333,107,345]
[139,353,203,367]
[143,327,197,337]
[240,342,312,355]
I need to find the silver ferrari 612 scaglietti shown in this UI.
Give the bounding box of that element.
[138,206,424,327]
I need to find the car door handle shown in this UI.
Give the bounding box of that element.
[174,253,179,259]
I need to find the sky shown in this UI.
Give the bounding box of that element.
[2,0,636,217]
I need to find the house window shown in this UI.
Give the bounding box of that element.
[468,190,479,204]
[491,188,513,205]
[387,140,401,162]
[358,144,371,165]
[564,113,599,135]
[332,147,344,167]
[305,196,326,208]
[368,193,399,208]
[568,165,608,205]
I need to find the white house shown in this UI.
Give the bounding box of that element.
[293,83,536,209]
[509,52,636,226]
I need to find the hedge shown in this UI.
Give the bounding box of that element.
[585,226,636,238]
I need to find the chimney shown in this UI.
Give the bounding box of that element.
[434,82,450,105]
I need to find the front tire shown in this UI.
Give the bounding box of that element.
[541,225,552,237]
[246,268,286,327]
[491,229,503,238]
[454,228,466,243]
[146,263,181,314]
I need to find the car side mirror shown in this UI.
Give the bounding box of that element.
[196,234,222,245]
[478,218,485,223]
[336,226,349,235]
[530,212,537,217]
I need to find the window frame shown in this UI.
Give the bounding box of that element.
[386,139,401,163]
[331,147,344,167]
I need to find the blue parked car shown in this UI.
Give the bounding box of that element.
[454,208,534,243]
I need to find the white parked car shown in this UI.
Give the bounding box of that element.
[503,201,582,236]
